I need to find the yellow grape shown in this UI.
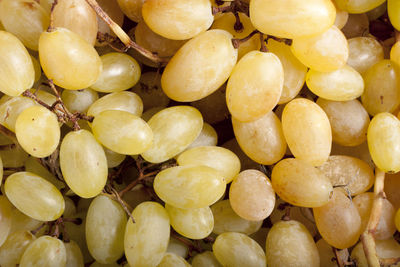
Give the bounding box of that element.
[24,156,65,190]
[306,65,364,101]
[317,155,374,196]
[142,0,213,40]
[117,0,143,22]
[124,202,170,267]
[31,56,41,83]
[317,98,370,147]
[62,88,98,113]
[192,251,222,267]
[39,28,102,90]
[0,230,36,267]
[91,53,141,93]
[9,208,42,235]
[334,0,386,13]
[396,208,400,231]
[361,60,400,115]
[104,147,126,168]
[154,165,226,209]
[15,105,60,158]
[63,196,76,218]
[334,7,349,29]
[347,37,384,74]
[316,238,348,267]
[213,232,266,267]
[331,142,374,169]
[211,200,263,235]
[0,31,35,96]
[0,141,29,168]
[185,123,218,150]
[96,0,124,46]
[250,0,335,38]
[86,195,127,264]
[162,30,237,102]
[65,240,84,267]
[291,26,348,72]
[266,39,307,104]
[177,146,240,184]
[141,106,203,163]
[165,204,214,240]
[53,0,98,45]
[166,238,189,259]
[390,41,400,66]
[226,51,283,122]
[0,0,49,51]
[31,89,57,106]
[60,130,108,198]
[341,13,370,38]
[87,91,143,118]
[158,253,190,267]
[0,96,35,131]
[388,0,400,31]
[313,188,362,249]
[40,0,55,13]
[266,220,319,267]
[20,236,66,267]
[282,98,332,166]
[367,2,387,20]
[367,112,400,173]
[222,138,260,170]
[351,239,400,267]
[232,111,286,165]
[271,158,333,207]
[0,196,12,246]
[0,155,2,185]
[5,172,64,221]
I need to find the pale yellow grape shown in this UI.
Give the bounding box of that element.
[213,232,266,267]
[87,91,143,118]
[389,0,400,31]
[291,26,348,72]
[15,105,60,158]
[0,230,36,267]
[250,0,335,38]
[334,8,349,29]
[0,0,49,51]
[390,41,400,66]
[0,96,35,131]
[141,106,203,163]
[31,89,57,106]
[367,113,400,173]
[62,89,98,113]
[0,143,29,168]
[165,204,213,240]
[351,239,400,267]
[177,146,240,184]
[90,262,119,267]
[9,209,42,235]
[53,0,98,45]
[317,155,374,196]
[104,147,126,168]
[334,0,386,13]
[60,130,108,198]
[397,208,400,231]
[154,165,225,209]
[211,200,262,235]
[132,72,170,110]
[92,110,153,155]
[367,2,387,20]
[39,28,102,90]
[186,123,218,150]
[313,188,362,249]
[316,238,347,267]
[24,156,65,190]
[192,251,222,267]
[166,238,189,259]
[124,202,170,267]
[222,138,260,170]
[20,236,66,267]
[63,197,76,218]
[162,30,237,102]
[229,170,275,221]
[96,0,124,47]
[117,0,143,22]
[31,56,41,83]
[266,39,307,104]
[232,111,286,165]
[91,53,141,93]
[341,13,370,38]
[0,32,35,96]
[0,196,12,246]
[347,37,384,74]
[362,60,400,115]
[65,241,84,267]
[317,98,370,146]
[86,195,127,264]
[157,253,190,267]
[282,98,332,166]
[331,141,375,168]
[353,193,396,240]
[142,0,213,40]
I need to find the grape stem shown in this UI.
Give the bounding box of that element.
[332,247,345,267]
[47,0,58,32]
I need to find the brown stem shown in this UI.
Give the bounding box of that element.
[232,30,259,49]
[0,143,16,150]
[380,257,400,266]
[31,222,47,235]
[107,187,135,223]
[281,206,291,221]
[171,232,203,255]
[233,12,243,32]
[22,90,53,110]
[332,247,344,267]
[47,0,58,32]
[212,5,232,15]
[259,33,268,52]
[118,170,159,197]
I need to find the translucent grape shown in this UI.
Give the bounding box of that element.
[0,195,12,246]
[192,251,222,267]
[104,147,126,168]
[0,142,29,168]
[9,209,42,235]
[20,236,66,267]
[117,0,143,22]
[62,89,98,114]
[166,238,189,259]
[158,253,190,267]
[351,239,400,267]
[0,230,36,267]
[334,7,349,29]
[341,14,369,38]
[24,156,65,190]
[31,56,41,83]
[222,138,260,170]
[390,41,400,67]
[334,0,386,13]
[347,37,384,74]
[65,240,84,267]
[185,123,218,150]
[63,197,76,218]
[0,96,35,131]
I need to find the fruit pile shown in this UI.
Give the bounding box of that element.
[0,0,400,266]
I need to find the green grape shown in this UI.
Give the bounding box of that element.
[117,0,143,22]
[165,204,213,240]
[166,238,188,259]
[63,197,76,218]
[31,56,41,83]
[31,89,57,106]
[5,172,64,221]
[39,28,102,90]
[61,89,98,114]
[60,130,108,198]
[24,156,65,190]
[334,7,349,29]
[20,236,66,267]
[0,96,36,132]
[90,262,119,267]
[141,106,203,163]
[334,0,386,13]
[0,142,29,168]
[158,253,190,267]
[213,232,266,267]
[0,31,35,96]
[351,239,400,267]
[0,195,12,246]
[192,251,222,267]
[124,202,170,267]
[0,230,36,267]
[9,209,42,235]
[65,240,84,267]
[104,147,126,168]
[161,30,237,102]
[316,238,345,267]
[0,0,49,51]
[347,37,384,74]
[86,195,127,264]
[177,146,240,184]
[185,123,218,150]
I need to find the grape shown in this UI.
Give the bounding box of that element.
[222,138,260,170]
[316,238,347,267]
[59,130,108,198]
[86,195,127,264]
[20,236,67,267]
[96,0,124,47]
[351,239,400,266]
[161,30,237,102]
[40,0,55,13]
[271,158,333,207]
[24,156,65,190]
[154,165,226,209]
[117,0,143,22]
[63,197,76,218]
[177,146,240,184]
[61,89,99,114]
[334,7,349,29]
[390,41,400,67]
[0,195,12,246]
[0,141,29,168]
[0,230,36,267]
[90,53,141,93]
[39,28,102,90]
[0,96,35,131]
[250,0,335,39]
[9,209,42,235]
[213,232,266,267]
[396,208,400,232]
[229,170,275,221]
[124,202,170,267]
[142,0,213,40]
[347,37,384,74]
[157,253,190,267]
[266,220,319,267]
[166,238,189,259]
[31,55,42,83]
[334,0,386,13]
[226,50,283,122]
[192,251,222,267]
[341,13,369,38]
[185,123,218,150]
[103,147,126,168]
[0,31,35,96]
[65,240,84,267]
